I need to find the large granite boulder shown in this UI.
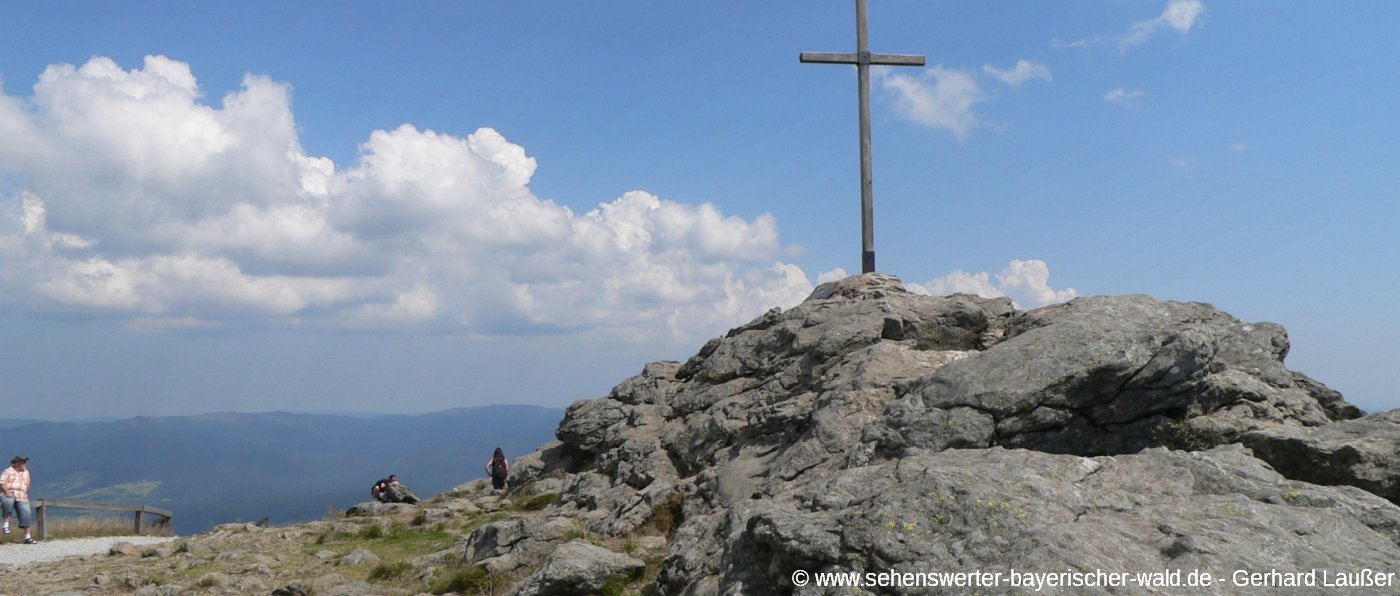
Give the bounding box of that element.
[463,515,581,574]
[470,273,1399,594]
[508,541,645,596]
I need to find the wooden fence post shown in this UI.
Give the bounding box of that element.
[134,509,145,535]
[35,501,47,541]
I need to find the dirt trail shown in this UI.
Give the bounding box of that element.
[0,536,175,567]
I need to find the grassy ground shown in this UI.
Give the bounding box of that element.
[304,490,665,595]
[39,513,174,539]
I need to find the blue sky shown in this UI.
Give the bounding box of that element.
[2,1,1397,419]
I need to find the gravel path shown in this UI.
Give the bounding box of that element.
[0,536,176,567]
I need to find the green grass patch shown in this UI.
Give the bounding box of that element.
[460,512,506,536]
[600,557,662,596]
[369,526,454,556]
[562,524,602,545]
[513,492,559,512]
[368,560,414,583]
[641,492,685,537]
[304,520,457,565]
[429,565,514,594]
[600,568,646,596]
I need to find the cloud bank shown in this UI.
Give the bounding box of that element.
[907,259,1077,310]
[0,56,814,341]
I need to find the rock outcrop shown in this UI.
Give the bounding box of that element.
[498,274,1399,594]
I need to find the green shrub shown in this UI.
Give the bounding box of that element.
[368,560,414,583]
[642,492,685,537]
[359,524,385,540]
[600,566,647,596]
[1154,420,1227,451]
[562,523,602,545]
[600,575,632,596]
[430,566,512,594]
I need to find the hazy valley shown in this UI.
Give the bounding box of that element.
[7,406,562,533]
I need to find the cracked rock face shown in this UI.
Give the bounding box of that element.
[732,446,1400,593]
[1241,409,1400,505]
[496,274,1398,594]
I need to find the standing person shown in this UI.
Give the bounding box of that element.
[485,448,509,492]
[1,456,34,544]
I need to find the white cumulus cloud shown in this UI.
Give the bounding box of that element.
[0,55,817,342]
[908,259,1077,310]
[878,66,983,140]
[815,268,849,284]
[983,60,1052,87]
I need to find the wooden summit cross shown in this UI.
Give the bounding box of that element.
[801,0,924,274]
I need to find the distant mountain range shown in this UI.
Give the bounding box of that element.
[5,406,563,533]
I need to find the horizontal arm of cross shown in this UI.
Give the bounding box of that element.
[799,51,926,67]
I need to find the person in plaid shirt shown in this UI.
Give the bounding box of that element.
[1,455,34,544]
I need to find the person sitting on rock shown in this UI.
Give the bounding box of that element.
[372,474,420,504]
[370,477,392,502]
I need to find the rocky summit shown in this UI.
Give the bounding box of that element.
[3,273,1398,595]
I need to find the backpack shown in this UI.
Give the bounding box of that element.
[490,458,508,479]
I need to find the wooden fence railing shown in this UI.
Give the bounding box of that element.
[32,498,173,540]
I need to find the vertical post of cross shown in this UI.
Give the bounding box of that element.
[802,0,924,274]
[855,0,875,274]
